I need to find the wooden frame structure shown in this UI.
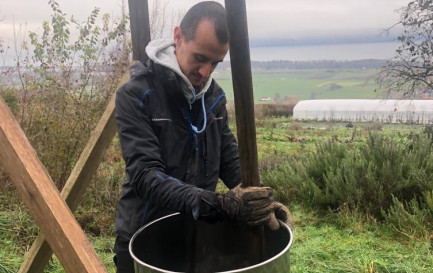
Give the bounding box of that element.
[0,0,257,272]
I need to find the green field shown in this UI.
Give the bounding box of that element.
[213,69,385,102]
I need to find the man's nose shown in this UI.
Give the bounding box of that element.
[199,63,213,78]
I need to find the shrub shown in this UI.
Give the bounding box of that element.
[382,194,433,239]
[364,122,383,131]
[0,88,19,115]
[1,0,129,189]
[423,125,433,138]
[269,131,433,232]
[261,161,297,204]
[255,103,295,119]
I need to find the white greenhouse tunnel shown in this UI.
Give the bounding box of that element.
[293,99,433,124]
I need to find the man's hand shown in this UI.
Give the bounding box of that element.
[267,202,294,231]
[217,185,274,226]
[198,186,293,230]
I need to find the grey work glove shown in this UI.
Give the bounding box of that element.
[198,185,274,226]
[218,185,274,226]
[267,202,294,231]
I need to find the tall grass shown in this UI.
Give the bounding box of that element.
[291,205,433,273]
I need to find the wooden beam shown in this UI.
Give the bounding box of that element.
[225,0,260,187]
[17,72,130,273]
[128,0,151,62]
[18,236,51,273]
[0,97,108,273]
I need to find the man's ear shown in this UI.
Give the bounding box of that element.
[174,26,182,46]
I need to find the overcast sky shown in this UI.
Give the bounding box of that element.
[1,0,411,46]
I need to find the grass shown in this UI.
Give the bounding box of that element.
[41,237,117,273]
[3,202,432,273]
[290,204,433,273]
[0,208,117,273]
[2,205,432,273]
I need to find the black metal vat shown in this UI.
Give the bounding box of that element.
[130,213,293,273]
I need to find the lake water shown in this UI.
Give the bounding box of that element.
[244,42,400,62]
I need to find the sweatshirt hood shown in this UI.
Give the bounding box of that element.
[145,39,212,103]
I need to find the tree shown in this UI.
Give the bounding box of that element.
[0,0,129,188]
[378,0,433,97]
[149,0,183,39]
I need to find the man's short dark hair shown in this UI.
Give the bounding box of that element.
[180,1,228,44]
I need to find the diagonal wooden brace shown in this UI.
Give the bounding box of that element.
[0,96,108,273]
[16,72,130,273]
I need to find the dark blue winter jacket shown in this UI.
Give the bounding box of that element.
[114,60,240,242]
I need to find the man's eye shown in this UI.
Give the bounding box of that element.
[195,55,207,62]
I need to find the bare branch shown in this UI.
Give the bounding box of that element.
[378,0,433,98]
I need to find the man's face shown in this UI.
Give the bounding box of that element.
[174,20,229,90]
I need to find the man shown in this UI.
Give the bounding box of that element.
[114,2,293,272]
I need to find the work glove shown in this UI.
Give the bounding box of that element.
[220,185,274,226]
[199,185,274,226]
[266,202,294,231]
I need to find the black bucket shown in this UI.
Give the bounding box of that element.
[129,213,293,273]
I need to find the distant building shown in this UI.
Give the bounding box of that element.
[293,99,433,124]
[259,96,273,102]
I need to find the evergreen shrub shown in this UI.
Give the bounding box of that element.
[0,0,128,234]
[262,131,433,236]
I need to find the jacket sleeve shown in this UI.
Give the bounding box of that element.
[218,100,241,189]
[115,81,205,219]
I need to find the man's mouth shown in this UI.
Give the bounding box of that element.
[191,74,202,82]
[190,74,207,88]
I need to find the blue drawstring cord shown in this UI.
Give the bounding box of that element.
[189,88,197,106]
[187,92,226,135]
[190,92,207,134]
[198,93,225,125]
[186,91,225,151]
[139,88,155,111]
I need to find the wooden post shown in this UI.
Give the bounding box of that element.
[0,97,108,273]
[128,0,151,62]
[224,0,260,187]
[225,0,266,262]
[17,72,130,273]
